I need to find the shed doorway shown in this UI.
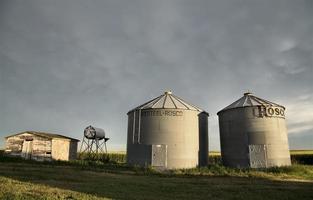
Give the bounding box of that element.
[22,140,33,159]
[151,144,167,168]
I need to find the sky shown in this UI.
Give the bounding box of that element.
[0,0,312,151]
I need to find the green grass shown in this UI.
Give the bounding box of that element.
[0,162,312,200]
[0,150,312,200]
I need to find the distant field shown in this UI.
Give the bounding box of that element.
[290,150,313,155]
[209,151,221,156]
[107,151,127,154]
[0,151,312,200]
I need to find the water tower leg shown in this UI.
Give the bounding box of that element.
[104,141,108,153]
[96,139,99,154]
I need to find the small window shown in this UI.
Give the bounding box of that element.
[46,152,51,155]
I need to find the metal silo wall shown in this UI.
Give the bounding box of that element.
[126,110,152,166]
[218,107,291,168]
[127,109,203,169]
[198,112,209,166]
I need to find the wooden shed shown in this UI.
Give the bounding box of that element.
[4,131,79,161]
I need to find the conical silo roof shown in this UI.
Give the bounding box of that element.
[217,92,285,114]
[128,91,206,113]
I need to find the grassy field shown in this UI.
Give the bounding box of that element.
[0,151,312,200]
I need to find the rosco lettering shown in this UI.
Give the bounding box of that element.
[255,106,285,118]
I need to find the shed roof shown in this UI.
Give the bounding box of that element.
[5,131,80,141]
[217,92,285,114]
[128,91,208,115]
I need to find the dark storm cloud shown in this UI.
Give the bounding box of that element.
[0,0,312,150]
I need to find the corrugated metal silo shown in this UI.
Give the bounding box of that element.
[127,91,209,169]
[217,92,291,168]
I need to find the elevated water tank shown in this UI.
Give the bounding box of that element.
[84,126,106,140]
[127,91,209,169]
[217,92,291,168]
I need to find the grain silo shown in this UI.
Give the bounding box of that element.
[217,92,291,168]
[127,91,209,169]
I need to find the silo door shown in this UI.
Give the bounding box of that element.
[249,145,267,168]
[151,144,167,168]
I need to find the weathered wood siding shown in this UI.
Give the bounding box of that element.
[5,133,52,161]
[5,132,78,161]
[69,141,78,160]
[52,139,77,161]
[5,136,24,156]
[31,137,52,161]
[52,139,69,160]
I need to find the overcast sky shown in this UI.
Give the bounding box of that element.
[0,0,312,151]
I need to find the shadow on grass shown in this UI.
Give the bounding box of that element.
[0,159,312,200]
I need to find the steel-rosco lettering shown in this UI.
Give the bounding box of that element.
[141,110,183,117]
